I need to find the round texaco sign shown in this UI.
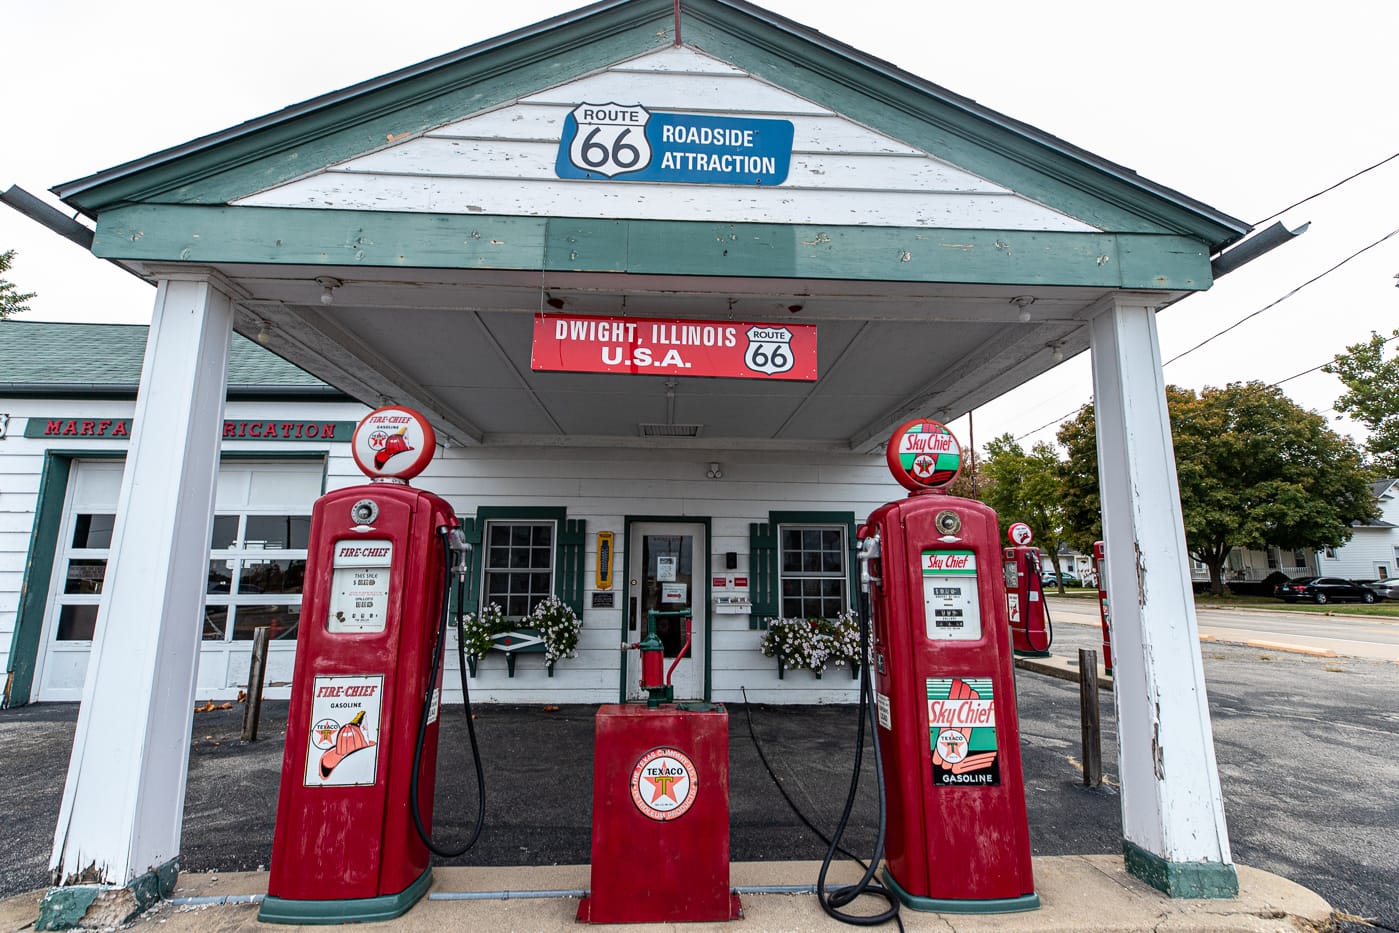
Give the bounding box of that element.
[630,747,699,821]
[350,406,436,481]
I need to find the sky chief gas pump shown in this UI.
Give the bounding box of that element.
[863,419,1039,913]
[260,407,481,924]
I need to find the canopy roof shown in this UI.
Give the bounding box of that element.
[53,0,1249,451]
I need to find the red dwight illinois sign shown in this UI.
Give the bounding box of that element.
[531,314,817,381]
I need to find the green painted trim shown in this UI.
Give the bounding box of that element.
[92,205,1213,291]
[36,858,179,930]
[61,4,673,213]
[1122,839,1239,899]
[882,867,1040,914]
[620,515,713,703]
[258,866,432,924]
[5,452,75,706]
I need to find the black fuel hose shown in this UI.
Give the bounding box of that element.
[410,529,486,857]
[816,590,902,928]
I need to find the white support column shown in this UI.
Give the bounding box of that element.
[1089,294,1237,898]
[41,278,233,926]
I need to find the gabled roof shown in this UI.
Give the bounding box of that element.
[0,321,341,399]
[54,0,1247,253]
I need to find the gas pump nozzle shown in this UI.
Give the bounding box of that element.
[445,527,472,581]
[858,531,882,589]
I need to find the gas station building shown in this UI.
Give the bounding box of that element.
[2,0,1257,917]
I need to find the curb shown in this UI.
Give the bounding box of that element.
[1244,640,1338,658]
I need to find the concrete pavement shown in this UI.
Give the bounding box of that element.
[0,857,1333,932]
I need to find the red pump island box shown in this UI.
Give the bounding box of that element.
[578,704,741,924]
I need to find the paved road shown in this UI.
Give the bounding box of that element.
[1049,596,1399,663]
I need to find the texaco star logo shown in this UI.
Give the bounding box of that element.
[367,430,388,451]
[912,454,936,479]
[631,747,698,821]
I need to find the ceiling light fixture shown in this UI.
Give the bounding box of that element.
[1049,341,1065,363]
[315,276,342,305]
[707,461,723,479]
[256,321,273,345]
[546,293,566,310]
[1011,295,1036,323]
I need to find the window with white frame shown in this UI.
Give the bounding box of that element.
[205,513,309,641]
[779,525,847,620]
[481,520,555,619]
[51,511,116,641]
[1292,548,1307,568]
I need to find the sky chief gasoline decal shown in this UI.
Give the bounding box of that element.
[631,747,699,821]
[532,314,817,381]
[556,103,793,186]
[927,677,1000,786]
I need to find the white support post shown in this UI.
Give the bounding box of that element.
[1089,295,1237,898]
[41,278,233,927]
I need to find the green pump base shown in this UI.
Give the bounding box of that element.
[257,868,432,925]
[882,867,1041,914]
[1012,648,1052,659]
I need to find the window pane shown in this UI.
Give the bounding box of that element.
[532,525,552,547]
[232,604,300,640]
[488,546,510,569]
[203,605,228,640]
[64,559,107,594]
[530,546,551,569]
[209,560,235,594]
[72,514,116,549]
[209,516,240,549]
[57,604,99,640]
[822,551,842,573]
[822,530,841,550]
[782,551,801,573]
[244,515,310,550]
[511,526,530,547]
[240,559,306,594]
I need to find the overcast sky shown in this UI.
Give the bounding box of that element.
[3,0,1396,452]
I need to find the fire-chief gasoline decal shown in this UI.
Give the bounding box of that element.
[927,677,1000,787]
[631,747,699,821]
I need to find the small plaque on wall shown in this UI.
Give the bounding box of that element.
[592,592,616,609]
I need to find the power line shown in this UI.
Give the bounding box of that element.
[1252,150,1399,228]
[1162,226,1399,368]
[1271,330,1399,388]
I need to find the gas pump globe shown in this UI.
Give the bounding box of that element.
[864,419,1039,913]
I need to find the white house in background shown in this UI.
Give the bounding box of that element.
[1187,478,1398,587]
[1316,479,1399,580]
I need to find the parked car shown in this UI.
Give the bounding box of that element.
[1272,576,1379,604]
[1361,579,1399,601]
[1040,572,1082,588]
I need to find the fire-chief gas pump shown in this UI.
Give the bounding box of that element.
[259,407,485,925]
[862,419,1039,913]
[1003,522,1053,657]
[577,611,742,924]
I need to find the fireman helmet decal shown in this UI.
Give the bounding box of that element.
[886,419,962,492]
[351,406,436,481]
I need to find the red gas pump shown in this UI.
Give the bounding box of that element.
[1003,523,1052,657]
[260,407,473,924]
[864,419,1038,913]
[1093,540,1112,674]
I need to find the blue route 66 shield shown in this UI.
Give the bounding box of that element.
[567,103,653,178]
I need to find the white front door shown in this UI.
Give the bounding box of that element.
[628,522,706,701]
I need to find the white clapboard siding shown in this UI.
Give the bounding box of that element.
[235,45,1094,232]
[335,443,903,705]
[432,106,928,157]
[241,173,1081,231]
[329,140,1001,193]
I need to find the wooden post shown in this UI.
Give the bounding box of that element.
[242,627,271,742]
[1079,648,1102,787]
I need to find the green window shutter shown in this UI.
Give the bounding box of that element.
[458,516,483,612]
[556,518,587,614]
[749,521,778,629]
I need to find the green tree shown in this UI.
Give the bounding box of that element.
[1056,403,1101,552]
[945,446,990,501]
[1323,329,1399,475]
[0,250,35,318]
[1058,382,1377,596]
[980,433,1071,590]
